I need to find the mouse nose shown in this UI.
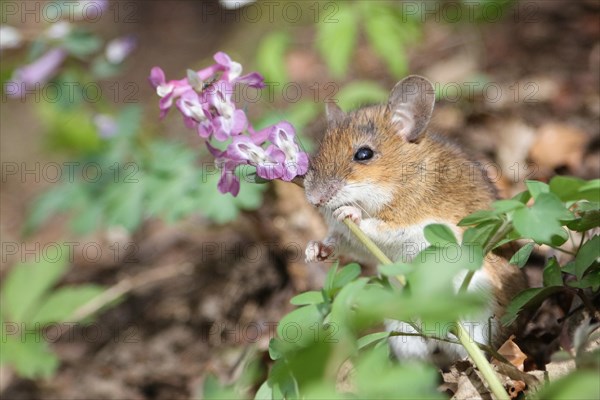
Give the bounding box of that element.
[306,181,341,207]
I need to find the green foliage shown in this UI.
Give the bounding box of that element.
[315,3,358,78]
[0,247,107,378]
[252,177,599,398]
[26,105,266,235]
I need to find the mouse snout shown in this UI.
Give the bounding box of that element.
[306,180,342,207]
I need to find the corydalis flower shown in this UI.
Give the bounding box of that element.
[105,35,136,64]
[6,48,68,97]
[150,51,308,196]
[269,122,309,181]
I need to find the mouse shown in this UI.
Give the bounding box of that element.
[303,75,527,367]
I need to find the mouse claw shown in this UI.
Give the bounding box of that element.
[333,206,362,224]
[305,240,335,263]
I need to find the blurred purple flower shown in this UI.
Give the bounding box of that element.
[93,114,118,138]
[72,0,109,21]
[105,35,136,64]
[7,48,68,97]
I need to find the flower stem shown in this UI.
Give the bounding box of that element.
[343,219,405,286]
[342,218,509,400]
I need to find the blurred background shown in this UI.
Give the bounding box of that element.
[1,0,598,398]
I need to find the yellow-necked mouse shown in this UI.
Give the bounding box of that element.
[303,75,526,366]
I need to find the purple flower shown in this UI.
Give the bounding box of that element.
[228,135,285,180]
[176,89,209,129]
[105,35,136,64]
[205,80,247,140]
[6,48,68,98]
[207,143,241,196]
[93,114,118,138]
[269,122,309,180]
[213,52,265,88]
[149,67,192,118]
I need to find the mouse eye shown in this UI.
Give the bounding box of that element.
[354,147,374,162]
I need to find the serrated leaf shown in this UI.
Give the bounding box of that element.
[424,224,457,246]
[316,4,358,77]
[509,242,535,268]
[30,285,105,325]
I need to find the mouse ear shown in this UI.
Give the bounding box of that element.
[387,75,435,143]
[325,102,345,128]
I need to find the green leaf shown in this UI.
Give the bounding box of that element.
[491,199,525,214]
[567,270,600,291]
[357,332,390,349]
[566,205,600,232]
[256,31,290,84]
[62,30,102,57]
[462,219,503,248]
[316,3,358,77]
[276,305,325,348]
[501,286,564,326]
[290,291,325,306]
[1,247,70,322]
[424,224,457,246]
[355,345,443,399]
[458,210,499,226]
[543,258,563,287]
[512,192,571,245]
[323,261,339,296]
[533,370,600,400]
[336,81,388,110]
[30,285,105,325]
[525,180,549,199]
[333,263,361,289]
[202,374,239,400]
[378,262,413,277]
[254,380,273,400]
[363,5,412,77]
[563,235,600,280]
[0,334,59,378]
[509,242,535,268]
[549,176,587,201]
[512,190,532,204]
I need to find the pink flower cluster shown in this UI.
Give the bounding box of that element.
[149,52,308,196]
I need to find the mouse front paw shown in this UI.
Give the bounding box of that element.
[333,205,362,224]
[305,240,335,263]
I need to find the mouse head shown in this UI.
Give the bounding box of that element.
[304,75,435,212]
